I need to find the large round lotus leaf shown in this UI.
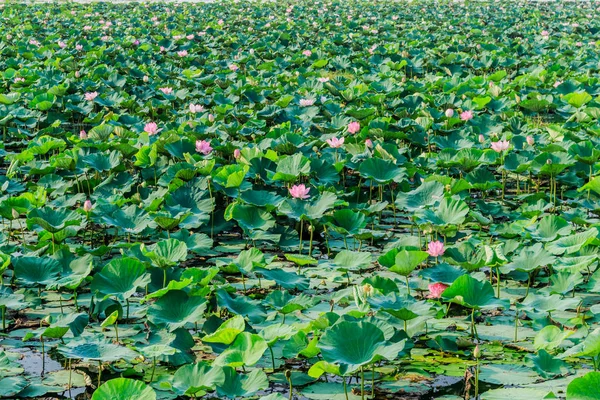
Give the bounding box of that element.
[90,257,150,301]
[147,290,207,332]
[142,238,187,268]
[441,275,509,310]
[27,207,81,233]
[58,338,138,362]
[172,362,226,396]
[216,367,269,398]
[0,286,27,309]
[214,332,268,368]
[318,321,403,374]
[560,328,600,359]
[202,315,246,345]
[358,157,405,184]
[92,378,156,400]
[13,256,61,287]
[566,371,600,400]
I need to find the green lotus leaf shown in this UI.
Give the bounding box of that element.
[143,238,188,268]
[147,290,207,332]
[90,257,150,301]
[92,378,156,400]
[214,332,268,368]
[441,275,509,310]
[27,207,82,233]
[202,315,246,345]
[217,367,269,398]
[566,371,600,400]
[318,321,405,374]
[13,256,62,287]
[172,362,225,396]
[358,157,406,184]
[390,249,429,276]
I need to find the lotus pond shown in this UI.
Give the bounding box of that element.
[3,0,600,399]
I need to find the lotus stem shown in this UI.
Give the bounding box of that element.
[126,299,130,320]
[514,309,519,342]
[269,345,275,371]
[114,321,119,342]
[41,336,46,375]
[299,220,304,253]
[496,267,501,298]
[308,223,314,257]
[405,275,410,296]
[163,269,167,288]
[471,309,479,341]
[98,360,102,388]
[150,356,156,382]
[360,366,365,400]
[343,376,349,400]
[1,306,5,331]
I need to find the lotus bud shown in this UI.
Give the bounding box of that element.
[284,370,292,380]
[445,108,454,118]
[445,184,451,192]
[478,134,485,143]
[83,199,93,212]
[75,70,80,78]
[143,75,149,82]
[362,283,373,297]
[365,138,373,148]
[80,130,87,139]
[208,114,215,122]
[526,136,535,146]
[474,344,481,359]
[11,209,19,219]
[546,159,552,165]
[234,149,241,159]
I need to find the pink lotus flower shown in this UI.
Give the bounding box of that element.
[58,41,67,49]
[13,77,24,83]
[83,25,92,31]
[427,282,449,299]
[445,108,454,118]
[427,240,445,257]
[160,46,166,52]
[234,149,241,159]
[365,139,373,148]
[526,136,535,146]
[79,130,87,139]
[85,92,98,101]
[491,140,510,153]
[289,184,310,199]
[159,87,173,95]
[218,19,224,25]
[177,50,188,57]
[133,40,140,46]
[478,134,485,144]
[553,80,563,88]
[317,77,330,83]
[195,140,213,155]
[189,104,205,113]
[302,50,312,57]
[326,137,344,148]
[144,122,159,135]
[186,34,194,40]
[29,39,40,46]
[347,121,360,134]
[229,64,239,72]
[541,30,549,37]
[76,44,83,51]
[460,110,473,121]
[83,200,93,212]
[299,98,315,107]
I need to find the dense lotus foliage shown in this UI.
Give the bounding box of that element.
[3,0,600,399]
